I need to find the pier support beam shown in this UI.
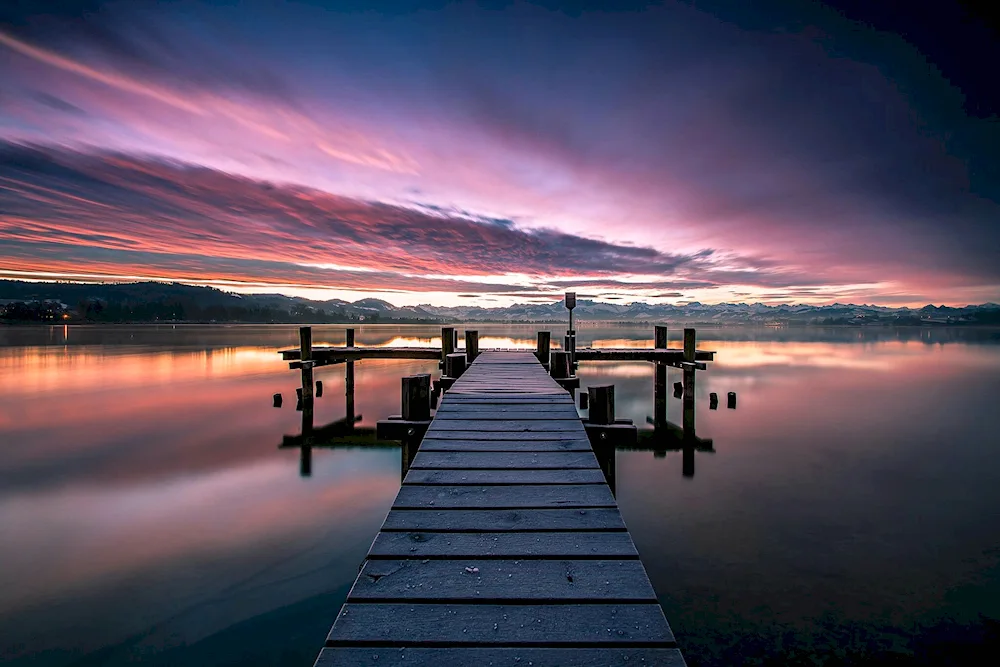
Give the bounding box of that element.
[377,374,432,447]
[465,330,479,365]
[441,327,455,368]
[653,325,668,431]
[549,350,579,393]
[536,331,551,368]
[682,328,697,440]
[299,326,314,403]
[344,328,356,423]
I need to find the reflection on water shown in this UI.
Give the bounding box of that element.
[2,324,1000,666]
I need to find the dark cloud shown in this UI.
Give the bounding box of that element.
[0,142,780,287]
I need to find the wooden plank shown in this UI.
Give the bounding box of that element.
[348,559,657,601]
[435,405,580,413]
[403,468,607,485]
[326,603,671,643]
[417,431,590,441]
[317,647,686,667]
[427,420,583,431]
[367,531,639,558]
[410,451,600,469]
[417,438,593,452]
[392,485,616,509]
[382,508,626,532]
[433,411,581,420]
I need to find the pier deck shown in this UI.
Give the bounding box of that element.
[315,350,683,666]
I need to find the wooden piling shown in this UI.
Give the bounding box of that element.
[272,393,282,407]
[728,391,737,409]
[441,327,455,366]
[299,326,313,403]
[549,350,572,379]
[401,375,431,421]
[536,331,551,365]
[654,325,668,430]
[587,385,616,425]
[465,330,479,364]
[345,328,356,422]
[710,392,719,410]
[654,325,668,349]
[445,352,467,378]
[315,380,323,397]
[682,328,696,438]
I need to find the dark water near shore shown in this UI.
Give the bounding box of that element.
[2,324,999,666]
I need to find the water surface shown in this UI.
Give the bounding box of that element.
[2,324,999,666]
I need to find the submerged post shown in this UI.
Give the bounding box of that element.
[465,330,479,364]
[536,331,551,367]
[653,325,668,430]
[299,326,313,403]
[346,327,355,347]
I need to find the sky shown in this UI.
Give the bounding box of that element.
[0,0,998,308]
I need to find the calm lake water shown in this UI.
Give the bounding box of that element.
[2,324,999,666]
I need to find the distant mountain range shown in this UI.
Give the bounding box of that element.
[1,280,999,326]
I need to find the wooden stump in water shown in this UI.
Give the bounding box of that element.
[536,331,551,365]
[315,381,323,397]
[728,391,737,409]
[273,393,282,407]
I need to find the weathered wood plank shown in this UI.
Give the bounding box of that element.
[427,420,583,431]
[367,531,639,558]
[417,438,593,452]
[316,647,686,667]
[410,451,600,469]
[434,411,581,420]
[348,559,657,601]
[326,603,671,644]
[435,405,580,414]
[392,485,616,509]
[418,430,590,441]
[403,468,607,485]
[381,508,626,532]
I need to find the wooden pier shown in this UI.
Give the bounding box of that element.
[314,350,685,666]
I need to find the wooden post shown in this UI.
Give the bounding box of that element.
[710,392,719,410]
[588,385,615,425]
[654,325,668,349]
[654,325,667,430]
[315,380,324,397]
[401,375,431,421]
[445,352,467,378]
[536,331,551,365]
[579,391,589,409]
[728,391,737,409]
[465,330,479,364]
[441,327,455,366]
[549,350,572,379]
[346,327,355,347]
[682,328,696,440]
[299,326,313,403]
[272,393,282,407]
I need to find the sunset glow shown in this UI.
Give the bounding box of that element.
[1,1,997,306]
